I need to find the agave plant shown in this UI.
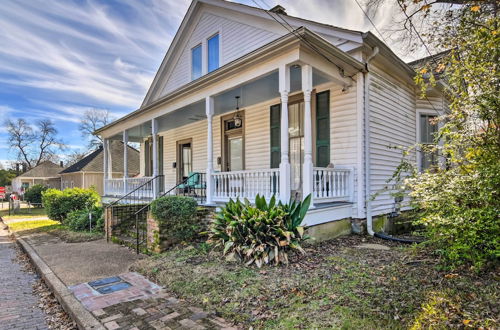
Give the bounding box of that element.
[208,194,311,267]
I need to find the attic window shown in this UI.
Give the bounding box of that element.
[207,34,219,72]
[192,44,202,80]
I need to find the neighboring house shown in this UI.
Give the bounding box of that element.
[11,161,63,194]
[59,141,140,195]
[95,0,446,233]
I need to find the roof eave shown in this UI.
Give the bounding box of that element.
[96,27,364,135]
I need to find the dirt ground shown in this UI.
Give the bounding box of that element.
[132,235,499,329]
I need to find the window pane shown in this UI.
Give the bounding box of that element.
[208,34,219,72]
[229,137,243,171]
[192,45,202,80]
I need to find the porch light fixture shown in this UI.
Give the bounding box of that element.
[233,96,243,128]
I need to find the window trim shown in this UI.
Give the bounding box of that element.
[416,110,439,171]
[191,43,202,81]
[207,32,220,73]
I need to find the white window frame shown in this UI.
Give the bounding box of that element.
[189,29,221,80]
[190,43,202,81]
[206,32,220,73]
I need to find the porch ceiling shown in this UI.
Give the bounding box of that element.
[110,64,335,141]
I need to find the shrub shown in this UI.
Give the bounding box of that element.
[42,187,100,222]
[407,163,500,270]
[24,184,48,204]
[150,196,199,245]
[208,194,311,267]
[66,207,104,232]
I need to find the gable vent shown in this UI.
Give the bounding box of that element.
[269,5,287,15]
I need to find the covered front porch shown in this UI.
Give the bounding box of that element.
[99,31,363,216]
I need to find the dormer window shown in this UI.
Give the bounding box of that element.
[207,33,219,73]
[191,44,202,80]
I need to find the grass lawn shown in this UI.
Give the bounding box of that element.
[132,236,498,329]
[6,218,103,243]
[0,207,48,220]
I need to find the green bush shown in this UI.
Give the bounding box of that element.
[407,162,500,270]
[208,194,311,267]
[24,184,48,204]
[150,196,199,245]
[42,187,100,222]
[66,207,104,232]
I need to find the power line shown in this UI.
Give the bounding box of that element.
[351,0,441,113]
[352,0,389,45]
[249,0,357,82]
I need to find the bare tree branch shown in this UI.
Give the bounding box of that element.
[79,108,113,149]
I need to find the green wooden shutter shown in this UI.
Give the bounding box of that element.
[144,140,150,176]
[270,104,281,168]
[316,91,330,167]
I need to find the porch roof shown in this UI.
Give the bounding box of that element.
[95,27,365,137]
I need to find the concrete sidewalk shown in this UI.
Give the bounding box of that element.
[11,226,237,329]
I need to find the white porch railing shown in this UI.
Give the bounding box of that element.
[105,177,154,197]
[213,169,280,201]
[313,166,354,202]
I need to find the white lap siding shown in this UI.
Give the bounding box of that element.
[368,67,417,216]
[319,83,359,213]
[160,120,207,189]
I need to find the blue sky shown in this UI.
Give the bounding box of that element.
[0,0,400,167]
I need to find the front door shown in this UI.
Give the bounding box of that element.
[177,139,192,183]
[289,101,304,198]
[222,112,244,171]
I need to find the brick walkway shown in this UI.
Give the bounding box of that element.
[70,272,238,329]
[93,296,237,330]
[0,225,48,330]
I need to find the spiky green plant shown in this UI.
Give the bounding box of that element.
[208,194,311,267]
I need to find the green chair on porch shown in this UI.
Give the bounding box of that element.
[177,172,205,196]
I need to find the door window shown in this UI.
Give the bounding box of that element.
[228,137,243,171]
[180,143,192,180]
[289,102,304,192]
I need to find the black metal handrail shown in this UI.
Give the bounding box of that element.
[104,175,164,208]
[134,172,206,215]
[106,173,206,254]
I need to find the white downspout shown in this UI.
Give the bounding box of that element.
[364,46,379,236]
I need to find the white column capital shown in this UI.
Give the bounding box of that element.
[205,96,214,117]
[280,90,289,103]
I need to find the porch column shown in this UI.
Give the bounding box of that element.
[152,118,159,199]
[123,130,129,195]
[103,138,109,195]
[302,64,314,205]
[279,64,291,203]
[205,96,214,205]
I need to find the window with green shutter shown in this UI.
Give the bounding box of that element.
[316,91,330,167]
[270,104,281,168]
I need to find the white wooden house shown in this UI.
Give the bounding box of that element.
[96,0,445,234]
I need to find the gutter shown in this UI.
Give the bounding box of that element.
[364,46,379,236]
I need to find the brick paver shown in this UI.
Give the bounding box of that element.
[0,225,49,330]
[94,296,238,330]
[71,272,239,329]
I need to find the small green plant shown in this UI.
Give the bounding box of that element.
[66,207,104,232]
[42,187,100,222]
[24,184,48,205]
[150,195,199,246]
[208,194,311,267]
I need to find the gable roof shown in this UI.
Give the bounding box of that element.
[95,27,365,136]
[60,141,140,174]
[17,161,62,178]
[141,0,364,107]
